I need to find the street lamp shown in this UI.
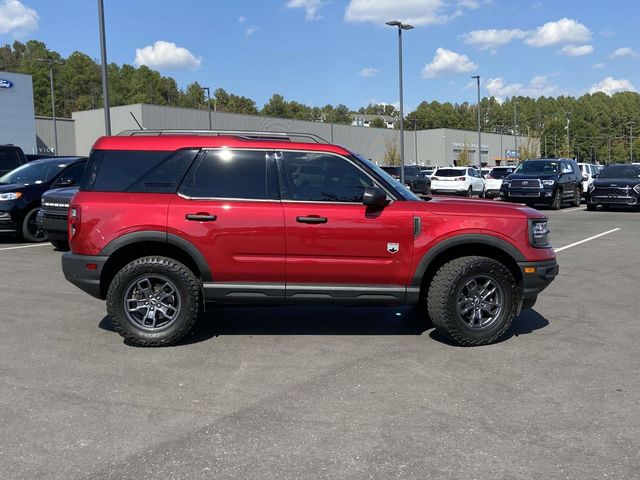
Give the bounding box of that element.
[414,118,418,164]
[202,86,212,130]
[35,58,64,156]
[471,75,482,173]
[513,100,518,157]
[386,20,413,184]
[97,0,111,135]
[630,121,636,163]
[565,111,571,157]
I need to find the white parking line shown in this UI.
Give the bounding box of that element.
[0,243,51,252]
[560,207,584,213]
[555,228,621,253]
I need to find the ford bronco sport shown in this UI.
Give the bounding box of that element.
[62,130,558,347]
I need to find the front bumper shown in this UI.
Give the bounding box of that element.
[0,211,18,233]
[500,187,554,204]
[62,252,109,299]
[41,210,69,241]
[518,259,559,302]
[589,193,638,206]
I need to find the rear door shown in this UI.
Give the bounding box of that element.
[278,150,414,301]
[168,148,286,300]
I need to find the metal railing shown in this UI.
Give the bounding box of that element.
[117,129,329,144]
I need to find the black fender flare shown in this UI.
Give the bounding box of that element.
[99,231,212,281]
[411,234,526,287]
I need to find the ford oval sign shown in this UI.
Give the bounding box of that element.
[0,79,14,89]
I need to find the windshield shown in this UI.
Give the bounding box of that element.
[598,164,640,179]
[434,168,465,177]
[514,161,559,174]
[0,161,66,185]
[354,155,420,201]
[489,168,514,179]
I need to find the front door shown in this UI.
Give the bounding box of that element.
[278,151,414,301]
[168,148,286,301]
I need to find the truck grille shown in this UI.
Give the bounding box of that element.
[510,179,542,189]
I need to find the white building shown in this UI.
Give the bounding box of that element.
[351,114,397,129]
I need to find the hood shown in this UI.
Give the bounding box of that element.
[593,177,640,188]
[0,182,28,193]
[42,186,79,201]
[419,196,542,219]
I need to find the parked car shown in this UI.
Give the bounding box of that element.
[409,170,432,195]
[380,164,422,190]
[62,129,557,347]
[578,163,599,198]
[484,166,516,199]
[36,186,78,250]
[0,157,86,242]
[587,163,640,210]
[0,144,28,176]
[500,158,582,209]
[430,167,485,197]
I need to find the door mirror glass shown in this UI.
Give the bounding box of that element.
[362,186,389,207]
[56,177,75,187]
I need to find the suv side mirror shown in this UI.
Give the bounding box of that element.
[362,186,389,207]
[56,178,75,187]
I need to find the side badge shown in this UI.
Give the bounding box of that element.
[387,243,399,254]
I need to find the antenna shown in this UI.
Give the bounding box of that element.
[129,112,145,130]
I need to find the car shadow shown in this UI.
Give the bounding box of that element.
[98,305,432,346]
[428,308,550,347]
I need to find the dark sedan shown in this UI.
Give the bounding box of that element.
[0,157,86,242]
[587,163,640,210]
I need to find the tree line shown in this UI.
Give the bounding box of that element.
[2,40,639,162]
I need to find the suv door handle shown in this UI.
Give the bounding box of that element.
[296,216,328,224]
[185,213,217,222]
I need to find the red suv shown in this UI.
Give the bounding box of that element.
[62,130,558,347]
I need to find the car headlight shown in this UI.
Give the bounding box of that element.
[0,192,22,201]
[541,180,555,187]
[502,180,510,188]
[634,184,640,194]
[588,183,595,193]
[529,219,551,248]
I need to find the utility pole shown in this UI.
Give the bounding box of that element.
[499,126,503,164]
[566,112,571,157]
[513,101,518,158]
[472,75,482,173]
[97,0,111,135]
[630,121,635,163]
[202,86,212,130]
[36,58,64,155]
[608,137,611,164]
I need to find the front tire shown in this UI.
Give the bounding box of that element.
[21,208,48,242]
[106,256,201,347]
[551,189,562,210]
[427,256,519,346]
[586,202,597,211]
[571,187,581,207]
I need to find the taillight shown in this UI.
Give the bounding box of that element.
[69,205,80,239]
[457,176,466,181]
[432,176,440,181]
[486,175,494,179]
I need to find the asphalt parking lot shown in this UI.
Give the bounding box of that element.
[1,205,639,479]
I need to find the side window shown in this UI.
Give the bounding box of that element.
[282,152,376,203]
[0,150,22,172]
[182,149,276,200]
[56,162,85,186]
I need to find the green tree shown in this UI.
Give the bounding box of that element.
[383,135,400,165]
[369,117,387,128]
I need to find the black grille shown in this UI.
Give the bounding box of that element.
[510,179,541,189]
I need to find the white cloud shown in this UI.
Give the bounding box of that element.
[344,0,481,26]
[359,67,379,77]
[0,0,38,37]
[245,26,260,37]
[134,41,202,70]
[485,75,566,100]
[610,47,638,59]
[461,29,527,51]
[286,0,324,20]
[238,16,246,23]
[558,44,593,56]
[525,18,591,47]
[589,77,636,95]
[593,62,606,69]
[422,48,478,78]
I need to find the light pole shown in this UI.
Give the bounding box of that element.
[97,0,111,135]
[499,126,504,164]
[36,58,63,155]
[202,86,212,130]
[513,100,518,158]
[630,121,635,163]
[386,20,413,183]
[471,75,482,173]
[414,119,418,164]
[565,112,571,157]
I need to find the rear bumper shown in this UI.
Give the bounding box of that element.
[518,259,559,301]
[61,252,108,299]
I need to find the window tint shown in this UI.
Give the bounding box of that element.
[283,152,375,202]
[182,149,275,200]
[0,149,22,173]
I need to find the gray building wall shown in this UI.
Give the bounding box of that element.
[0,71,36,154]
[35,117,76,156]
[70,103,536,166]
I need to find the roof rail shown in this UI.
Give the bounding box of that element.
[116,129,329,144]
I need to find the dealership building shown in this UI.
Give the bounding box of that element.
[2,71,533,166]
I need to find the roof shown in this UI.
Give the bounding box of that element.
[92,135,353,155]
[352,114,397,122]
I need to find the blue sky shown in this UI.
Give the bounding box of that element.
[1,0,638,111]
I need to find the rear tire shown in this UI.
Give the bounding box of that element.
[21,208,48,243]
[571,187,581,207]
[466,187,472,198]
[551,189,562,210]
[427,256,519,346]
[106,256,201,347]
[586,202,597,211]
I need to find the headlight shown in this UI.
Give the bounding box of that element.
[529,219,551,248]
[0,192,21,201]
[634,184,640,194]
[541,180,555,187]
[502,180,510,187]
[588,184,595,193]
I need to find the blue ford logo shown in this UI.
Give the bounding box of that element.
[0,79,14,89]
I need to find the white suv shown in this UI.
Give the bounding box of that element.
[484,166,516,199]
[431,167,485,197]
[578,163,599,198]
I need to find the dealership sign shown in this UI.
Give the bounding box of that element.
[0,79,14,89]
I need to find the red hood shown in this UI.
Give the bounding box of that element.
[416,197,544,219]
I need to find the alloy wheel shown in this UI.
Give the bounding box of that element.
[456,275,505,330]
[123,275,182,331]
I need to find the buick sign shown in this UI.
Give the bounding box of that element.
[0,79,14,89]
